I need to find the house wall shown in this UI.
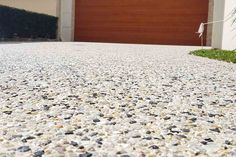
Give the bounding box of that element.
[221,0,236,50]
[207,0,214,46]
[0,0,59,17]
[59,0,75,41]
[212,0,236,50]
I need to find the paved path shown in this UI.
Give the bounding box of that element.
[0,42,235,157]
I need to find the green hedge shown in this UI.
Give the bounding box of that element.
[0,5,58,39]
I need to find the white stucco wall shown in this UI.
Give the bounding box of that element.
[212,0,236,50]
[0,0,59,17]
[221,0,236,50]
[59,0,74,41]
[207,0,214,46]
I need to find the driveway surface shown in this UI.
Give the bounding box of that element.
[0,42,236,157]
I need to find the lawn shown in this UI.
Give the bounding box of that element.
[191,49,236,63]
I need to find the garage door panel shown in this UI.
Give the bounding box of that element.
[75,19,204,27]
[77,26,198,33]
[75,0,209,45]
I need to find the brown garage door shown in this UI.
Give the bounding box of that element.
[74,0,209,45]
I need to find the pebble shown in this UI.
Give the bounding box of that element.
[79,152,93,157]
[204,138,214,142]
[33,150,45,157]
[225,140,232,145]
[149,145,159,149]
[43,105,50,111]
[70,141,78,147]
[210,128,221,133]
[3,111,12,115]
[17,146,31,152]
[201,141,208,145]
[129,120,137,124]
[93,119,100,123]
[65,130,74,135]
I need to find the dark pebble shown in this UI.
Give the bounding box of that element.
[83,129,89,132]
[11,135,23,139]
[121,155,130,157]
[96,139,102,145]
[138,97,143,100]
[3,111,12,115]
[173,143,179,146]
[132,135,141,138]
[12,93,18,97]
[170,129,180,133]
[129,120,137,124]
[76,132,83,137]
[204,138,214,142]
[164,117,171,120]
[35,133,43,136]
[124,130,129,134]
[207,120,214,123]
[230,127,236,131]
[110,106,115,109]
[181,128,190,133]
[79,152,92,157]
[149,145,159,149]
[107,117,113,121]
[82,137,90,141]
[70,141,78,147]
[209,128,221,133]
[149,101,158,105]
[182,111,195,116]
[197,104,204,109]
[43,105,50,111]
[48,97,54,101]
[98,113,104,117]
[22,136,35,142]
[92,93,98,98]
[178,135,187,139]
[43,140,52,146]
[167,125,177,130]
[120,104,127,107]
[33,150,44,157]
[109,122,117,125]
[126,114,133,118]
[225,140,232,145]
[208,113,216,117]
[17,146,31,152]
[146,131,152,134]
[143,137,152,140]
[167,133,174,136]
[201,141,208,145]
[42,95,48,99]
[90,132,98,137]
[189,117,197,122]
[64,115,73,120]
[96,138,103,143]
[96,140,103,145]
[93,119,100,123]
[65,130,74,135]
[79,146,85,149]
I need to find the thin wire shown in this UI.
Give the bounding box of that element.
[203,9,235,25]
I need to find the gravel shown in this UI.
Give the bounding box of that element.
[0,42,236,157]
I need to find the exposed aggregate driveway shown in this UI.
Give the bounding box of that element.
[0,42,236,157]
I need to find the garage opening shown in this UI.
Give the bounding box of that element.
[74,0,209,46]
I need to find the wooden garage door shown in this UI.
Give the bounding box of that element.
[74,0,209,45]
